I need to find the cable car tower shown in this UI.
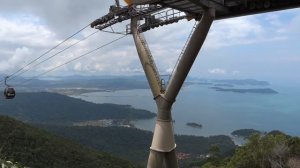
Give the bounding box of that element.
[91,0,300,167]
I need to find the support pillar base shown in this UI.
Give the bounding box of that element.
[150,120,176,152]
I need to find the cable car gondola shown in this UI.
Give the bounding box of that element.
[3,76,15,99]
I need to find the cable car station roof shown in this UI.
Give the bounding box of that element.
[140,0,300,19]
[91,0,300,33]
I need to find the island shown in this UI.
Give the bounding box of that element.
[214,84,234,87]
[185,81,213,86]
[186,122,202,128]
[196,82,213,86]
[210,87,278,94]
[212,79,270,86]
[231,129,264,139]
[49,88,113,95]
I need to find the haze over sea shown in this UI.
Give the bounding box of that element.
[72,81,300,137]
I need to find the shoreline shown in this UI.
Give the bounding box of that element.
[63,86,300,139]
[71,119,248,146]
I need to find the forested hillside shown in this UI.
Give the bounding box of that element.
[0,92,155,124]
[0,92,237,167]
[0,116,136,168]
[41,125,236,166]
[3,92,297,168]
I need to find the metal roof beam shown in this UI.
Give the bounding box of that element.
[133,0,162,5]
[187,0,229,13]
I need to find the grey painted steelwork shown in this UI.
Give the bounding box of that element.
[150,0,300,20]
[90,0,300,167]
[91,0,300,33]
[131,8,215,168]
[131,18,162,97]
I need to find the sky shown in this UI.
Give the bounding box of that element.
[0,0,300,85]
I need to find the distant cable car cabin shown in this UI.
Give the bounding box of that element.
[3,76,15,99]
[4,87,15,99]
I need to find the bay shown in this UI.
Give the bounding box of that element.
[71,83,300,137]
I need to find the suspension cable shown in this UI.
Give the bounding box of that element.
[100,29,127,35]
[2,24,91,83]
[8,30,100,82]
[19,35,127,85]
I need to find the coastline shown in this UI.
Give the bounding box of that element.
[65,84,300,138]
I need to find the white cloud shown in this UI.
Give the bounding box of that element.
[204,15,288,48]
[205,17,260,48]
[73,62,82,71]
[231,70,240,75]
[208,68,226,75]
[206,69,241,77]
[0,14,56,47]
[0,47,32,72]
[285,11,300,36]
[0,1,299,79]
[276,56,300,63]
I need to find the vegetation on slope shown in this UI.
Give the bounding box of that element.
[0,159,23,168]
[0,116,136,168]
[201,132,300,168]
[2,91,297,168]
[0,92,155,124]
[231,129,263,138]
[41,125,236,166]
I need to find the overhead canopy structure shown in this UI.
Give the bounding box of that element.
[136,0,300,19]
[91,0,300,33]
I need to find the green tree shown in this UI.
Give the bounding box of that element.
[209,144,221,158]
[226,134,290,168]
[199,133,300,168]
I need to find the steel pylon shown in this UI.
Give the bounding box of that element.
[131,8,215,168]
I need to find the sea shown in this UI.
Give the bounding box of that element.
[71,82,300,138]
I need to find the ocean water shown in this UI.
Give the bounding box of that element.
[72,83,300,137]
